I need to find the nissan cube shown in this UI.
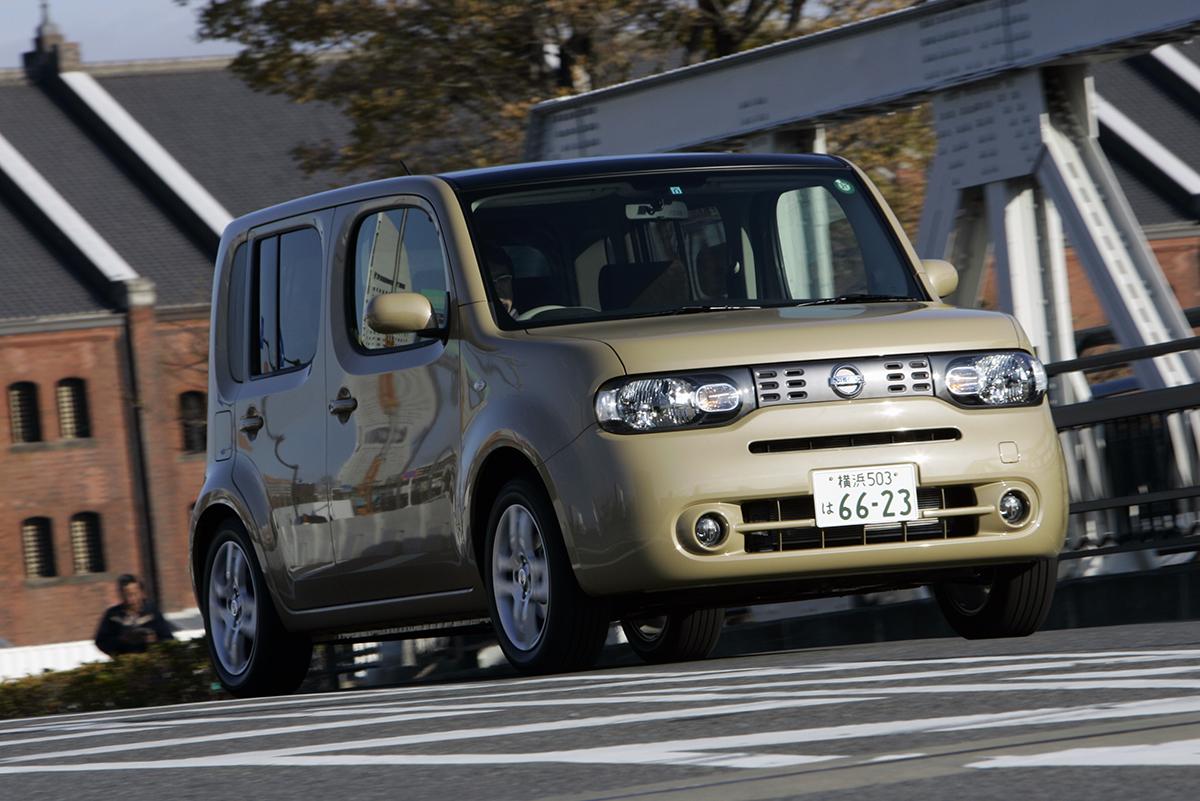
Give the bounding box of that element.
[191,153,1067,696]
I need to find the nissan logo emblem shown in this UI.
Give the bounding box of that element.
[828,364,865,398]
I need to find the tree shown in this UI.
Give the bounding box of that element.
[180,1,657,175]
[181,2,922,174]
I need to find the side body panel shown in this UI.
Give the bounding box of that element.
[231,209,338,611]
[321,196,468,603]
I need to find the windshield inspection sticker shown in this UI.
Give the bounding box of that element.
[834,178,856,194]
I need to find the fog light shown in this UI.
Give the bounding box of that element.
[695,514,727,549]
[998,491,1030,526]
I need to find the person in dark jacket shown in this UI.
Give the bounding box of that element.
[94,574,174,657]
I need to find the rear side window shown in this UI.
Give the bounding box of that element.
[252,228,322,375]
[350,208,449,351]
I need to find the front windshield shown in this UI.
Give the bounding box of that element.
[464,169,926,328]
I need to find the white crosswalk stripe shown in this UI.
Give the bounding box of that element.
[2,646,1199,776]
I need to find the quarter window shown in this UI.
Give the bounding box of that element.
[56,378,90,439]
[8,382,41,444]
[351,208,449,350]
[21,517,55,578]
[252,229,322,375]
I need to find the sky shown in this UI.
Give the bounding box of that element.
[0,0,238,69]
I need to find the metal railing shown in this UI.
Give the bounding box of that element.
[1047,335,1200,559]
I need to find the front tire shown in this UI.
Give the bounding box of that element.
[622,609,724,664]
[934,559,1057,639]
[484,478,609,673]
[202,521,312,696]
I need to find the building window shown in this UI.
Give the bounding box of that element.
[21,517,55,578]
[56,378,91,439]
[8,382,41,444]
[180,391,207,453]
[70,513,105,574]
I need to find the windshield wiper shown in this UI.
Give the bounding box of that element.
[795,294,920,306]
[631,304,766,318]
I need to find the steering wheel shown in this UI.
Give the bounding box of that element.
[514,305,600,321]
[514,304,567,321]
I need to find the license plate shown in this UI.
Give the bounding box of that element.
[812,464,919,528]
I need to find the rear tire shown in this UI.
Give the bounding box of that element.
[934,559,1057,639]
[622,608,724,664]
[202,520,311,696]
[484,478,609,673]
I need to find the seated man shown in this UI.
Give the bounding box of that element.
[484,244,517,317]
[94,574,175,657]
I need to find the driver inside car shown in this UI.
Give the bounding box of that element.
[484,244,517,317]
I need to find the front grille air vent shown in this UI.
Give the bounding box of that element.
[754,355,935,407]
[749,427,961,455]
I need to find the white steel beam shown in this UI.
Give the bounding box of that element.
[985,180,1049,357]
[527,0,1200,160]
[1035,131,1194,388]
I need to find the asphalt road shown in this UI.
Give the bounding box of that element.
[2,621,1200,800]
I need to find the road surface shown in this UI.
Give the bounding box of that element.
[1,621,1199,800]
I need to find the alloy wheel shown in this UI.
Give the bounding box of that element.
[491,504,550,651]
[208,540,258,675]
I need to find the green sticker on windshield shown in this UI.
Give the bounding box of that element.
[834,178,855,195]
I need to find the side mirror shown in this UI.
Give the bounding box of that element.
[365,292,439,335]
[921,259,959,298]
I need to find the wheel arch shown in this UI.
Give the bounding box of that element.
[467,445,569,582]
[190,500,245,604]
[189,484,276,611]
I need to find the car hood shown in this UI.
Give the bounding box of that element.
[524,303,1022,375]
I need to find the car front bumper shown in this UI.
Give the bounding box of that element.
[545,396,1068,597]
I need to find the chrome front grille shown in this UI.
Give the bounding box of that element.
[754,355,933,407]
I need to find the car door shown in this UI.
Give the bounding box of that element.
[232,211,339,610]
[323,197,467,603]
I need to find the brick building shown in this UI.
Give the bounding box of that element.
[0,17,351,645]
[0,18,1196,647]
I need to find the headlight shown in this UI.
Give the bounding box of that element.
[595,372,751,433]
[944,352,1047,407]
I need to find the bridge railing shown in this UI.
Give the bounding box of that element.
[1048,335,1200,559]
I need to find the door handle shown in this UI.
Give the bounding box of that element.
[239,410,264,435]
[329,389,358,421]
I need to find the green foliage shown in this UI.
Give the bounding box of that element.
[0,640,223,720]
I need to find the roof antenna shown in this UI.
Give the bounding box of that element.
[396,158,412,176]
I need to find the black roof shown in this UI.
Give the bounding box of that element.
[0,81,213,309]
[441,152,846,191]
[1092,41,1200,229]
[0,191,110,322]
[98,67,356,218]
